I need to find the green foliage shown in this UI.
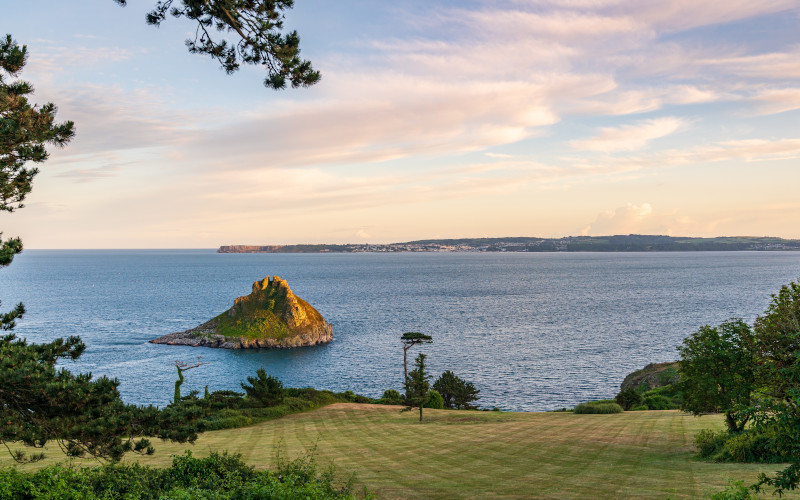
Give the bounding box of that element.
[615,388,642,410]
[401,332,433,344]
[678,318,755,431]
[1,34,74,215]
[432,370,480,410]
[748,279,800,494]
[695,429,729,458]
[631,405,648,411]
[112,0,320,90]
[425,390,444,409]
[378,389,404,405]
[240,367,285,406]
[0,450,367,499]
[753,280,800,399]
[572,402,624,414]
[643,395,672,410]
[0,334,204,462]
[710,480,754,500]
[404,353,431,421]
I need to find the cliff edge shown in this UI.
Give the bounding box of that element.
[151,276,332,349]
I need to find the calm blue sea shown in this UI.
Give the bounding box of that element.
[2,250,799,411]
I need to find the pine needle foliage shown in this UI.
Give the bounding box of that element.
[113,0,320,89]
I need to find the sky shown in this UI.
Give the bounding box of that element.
[2,0,800,248]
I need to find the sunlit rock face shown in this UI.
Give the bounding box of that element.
[151,276,332,349]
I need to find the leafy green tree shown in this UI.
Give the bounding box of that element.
[433,370,480,410]
[401,332,432,381]
[750,279,800,494]
[241,367,285,406]
[677,319,756,432]
[113,0,320,89]
[404,353,431,422]
[753,280,800,399]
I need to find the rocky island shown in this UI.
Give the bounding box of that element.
[151,276,332,349]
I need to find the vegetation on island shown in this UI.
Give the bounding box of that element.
[212,278,315,341]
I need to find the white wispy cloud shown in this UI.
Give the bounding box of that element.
[570,117,687,152]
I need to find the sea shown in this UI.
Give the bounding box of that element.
[1,250,799,411]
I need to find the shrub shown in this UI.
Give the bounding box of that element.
[241,368,285,407]
[615,388,642,410]
[631,405,648,411]
[379,389,404,405]
[573,402,624,414]
[0,451,368,499]
[643,395,671,410]
[695,429,728,458]
[724,431,782,463]
[711,480,754,500]
[425,390,444,409]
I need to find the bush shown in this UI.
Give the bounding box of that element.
[241,368,285,407]
[724,431,782,463]
[710,480,754,500]
[0,451,368,500]
[694,428,783,463]
[631,405,648,411]
[425,390,444,409]
[695,429,728,458]
[573,402,624,414]
[615,388,643,410]
[378,389,404,405]
[643,395,672,410]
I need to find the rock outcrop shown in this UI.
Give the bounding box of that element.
[151,276,332,349]
[620,361,680,392]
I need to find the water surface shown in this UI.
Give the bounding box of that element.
[1,250,798,411]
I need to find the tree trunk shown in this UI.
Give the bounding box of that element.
[419,401,423,422]
[174,366,184,405]
[403,345,409,382]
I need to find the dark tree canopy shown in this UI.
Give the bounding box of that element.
[113,0,320,90]
[677,319,756,432]
[433,370,480,410]
[400,331,432,381]
[0,334,205,462]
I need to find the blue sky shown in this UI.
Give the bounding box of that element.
[3,0,800,247]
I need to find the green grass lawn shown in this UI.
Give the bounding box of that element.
[2,404,795,499]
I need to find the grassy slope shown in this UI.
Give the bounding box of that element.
[2,404,795,499]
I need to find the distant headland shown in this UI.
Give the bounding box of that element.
[151,276,332,349]
[218,235,800,253]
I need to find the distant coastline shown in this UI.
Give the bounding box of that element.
[218,235,800,253]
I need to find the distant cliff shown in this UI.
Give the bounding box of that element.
[151,276,332,349]
[218,235,800,253]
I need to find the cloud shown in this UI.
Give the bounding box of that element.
[749,87,800,115]
[55,165,123,183]
[581,203,701,236]
[570,117,687,152]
